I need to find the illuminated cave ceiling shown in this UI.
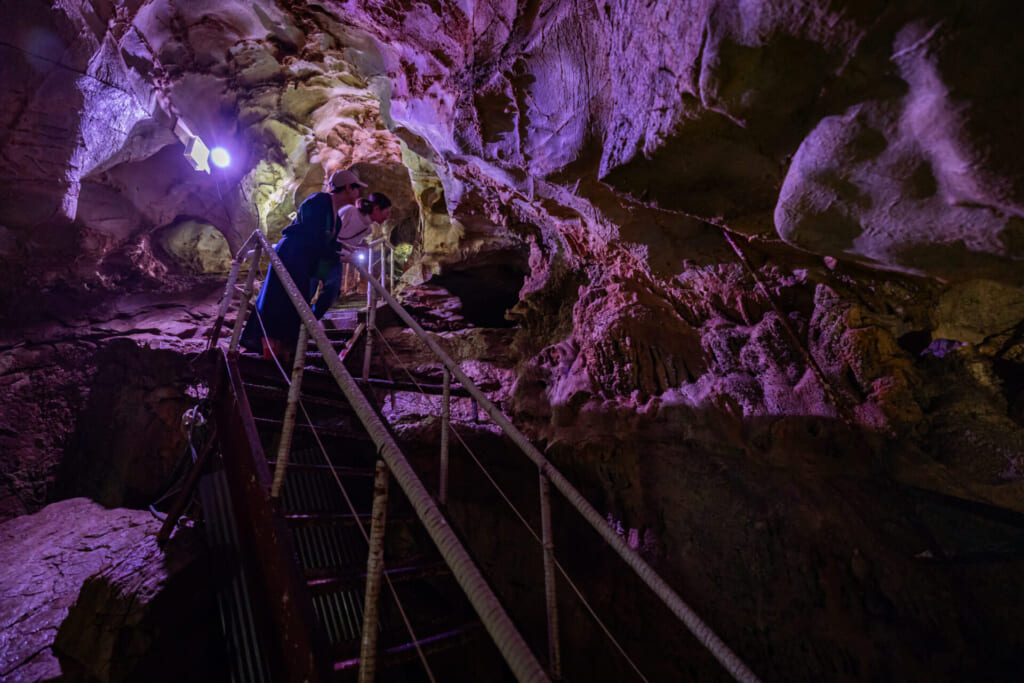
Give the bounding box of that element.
[4,0,1024,297]
[3,0,1024,454]
[5,0,1024,506]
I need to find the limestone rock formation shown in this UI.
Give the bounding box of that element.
[0,498,215,683]
[3,0,1024,681]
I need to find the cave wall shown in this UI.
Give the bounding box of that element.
[2,1,1024,681]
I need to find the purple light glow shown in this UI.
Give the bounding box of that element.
[210,147,231,168]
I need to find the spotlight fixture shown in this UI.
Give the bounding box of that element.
[174,119,211,173]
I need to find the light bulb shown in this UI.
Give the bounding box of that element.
[210,147,231,168]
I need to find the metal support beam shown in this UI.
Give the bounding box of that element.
[208,256,243,350]
[229,242,263,353]
[440,367,451,506]
[362,275,378,382]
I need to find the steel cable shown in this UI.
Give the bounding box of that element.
[241,258,437,681]
[372,327,649,680]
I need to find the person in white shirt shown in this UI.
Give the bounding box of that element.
[312,192,392,318]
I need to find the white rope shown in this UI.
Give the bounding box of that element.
[245,259,436,682]
[371,327,650,681]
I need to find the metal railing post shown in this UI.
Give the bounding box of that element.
[351,260,760,683]
[359,459,391,683]
[440,367,451,506]
[207,255,243,350]
[365,248,372,310]
[228,242,263,353]
[270,324,308,499]
[362,266,378,383]
[539,471,562,679]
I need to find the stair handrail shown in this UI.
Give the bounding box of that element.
[231,229,550,683]
[347,260,762,683]
[220,228,759,682]
[362,236,396,296]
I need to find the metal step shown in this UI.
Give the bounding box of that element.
[332,622,485,675]
[283,511,419,528]
[306,559,449,595]
[243,381,352,410]
[254,416,370,440]
[271,462,375,478]
[285,512,373,527]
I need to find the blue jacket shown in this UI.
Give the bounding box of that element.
[282,192,338,255]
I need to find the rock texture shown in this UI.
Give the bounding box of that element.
[0,278,223,520]
[3,1,1024,681]
[0,498,215,683]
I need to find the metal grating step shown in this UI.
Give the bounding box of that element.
[306,559,449,595]
[332,622,485,675]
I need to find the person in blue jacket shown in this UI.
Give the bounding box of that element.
[240,169,365,362]
[311,192,392,319]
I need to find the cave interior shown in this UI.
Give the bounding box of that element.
[2,1,1024,682]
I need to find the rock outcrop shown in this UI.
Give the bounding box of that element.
[0,498,216,683]
[3,1,1024,681]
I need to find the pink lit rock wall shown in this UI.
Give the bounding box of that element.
[1,1,1024,681]
[338,0,1024,281]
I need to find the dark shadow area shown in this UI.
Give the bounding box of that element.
[409,401,1024,683]
[430,263,528,328]
[53,339,196,509]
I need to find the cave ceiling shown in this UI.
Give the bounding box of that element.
[3,0,1023,320]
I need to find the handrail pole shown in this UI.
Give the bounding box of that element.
[351,260,760,683]
[540,471,562,679]
[440,367,451,506]
[389,247,394,294]
[365,248,372,310]
[359,459,391,683]
[207,255,243,350]
[210,231,260,350]
[242,231,549,682]
[362,267,378,383]
[270,324,308,499]
[228,242,263,353]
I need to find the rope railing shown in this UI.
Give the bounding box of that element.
[369,325,646,681]
[228,230,549,683]
[349,260,762,683]
[213,228,760,683]
[239,249,438,682]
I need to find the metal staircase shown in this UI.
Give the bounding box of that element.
[159,229,761,683]
[229,346,503,681]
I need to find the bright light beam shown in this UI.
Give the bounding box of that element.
[210,147,231,168]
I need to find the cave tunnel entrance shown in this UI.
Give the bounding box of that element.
[429,259,528,328]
